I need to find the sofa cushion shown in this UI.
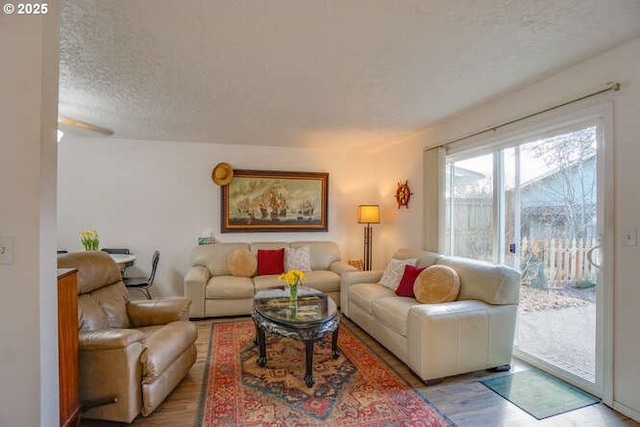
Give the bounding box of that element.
[58,250,122,294]
[132,324,164,340]
[372,296,420,337]
[250,242,289,253]
[191,243,250,276]
[226,249,257,277]
[284,246,312,272]
[348,283,395,315]
[257,248,285,276]
[392,249,443,269]
[379,258,417,290]
[395,265,427,297]
[205,276,255,299]
[291,241,341,270]
[78,294,109,332]
[253,274,284,292]
[88,281,131,328]
[414,265,460,304]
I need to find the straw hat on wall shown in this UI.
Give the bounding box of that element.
[211,162,234,186]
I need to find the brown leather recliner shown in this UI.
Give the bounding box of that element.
[58,251,197,423]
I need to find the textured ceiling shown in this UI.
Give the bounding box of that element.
[58,0,640,150]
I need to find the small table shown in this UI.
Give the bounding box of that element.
[252,287,340,387]
[109,253,136,267]
[109,254,136,277]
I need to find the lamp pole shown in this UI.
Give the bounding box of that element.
[358,204,380,271]
[363,222,373,271]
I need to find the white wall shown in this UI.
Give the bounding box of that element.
[380,36,640,420]
[367,138,426,268]
[0,7,60,426]
[58,139,377,295]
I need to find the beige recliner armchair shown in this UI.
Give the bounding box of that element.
[58,251,197,423]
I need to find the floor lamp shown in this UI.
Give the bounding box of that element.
[358,205,380,271]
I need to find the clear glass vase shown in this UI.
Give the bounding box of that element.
[289,281,299,301]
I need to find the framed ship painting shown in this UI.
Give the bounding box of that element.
[221,170,329,232]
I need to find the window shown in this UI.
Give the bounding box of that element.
[446,153,494,261]
[445,118,601,271]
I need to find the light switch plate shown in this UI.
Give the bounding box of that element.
[622,228,637,246]
[0,236,14,264]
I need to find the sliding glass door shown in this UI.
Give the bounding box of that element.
[445,114,610,398]
[505,126,601,393]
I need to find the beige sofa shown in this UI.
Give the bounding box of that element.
[185,241,357,318]
[58,251,197,423]
[341,248,521,384]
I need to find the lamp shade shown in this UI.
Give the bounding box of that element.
[357,205,381,224]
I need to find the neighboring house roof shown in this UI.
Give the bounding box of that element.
[518,154,596,209]
[445,166,487,194]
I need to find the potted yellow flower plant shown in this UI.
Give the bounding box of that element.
[79,229,99,251]
[279,269,305,301]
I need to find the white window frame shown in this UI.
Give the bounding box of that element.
[442,100,614,402]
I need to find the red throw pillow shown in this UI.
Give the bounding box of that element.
[257,248,285,276]
[395,265,428,297]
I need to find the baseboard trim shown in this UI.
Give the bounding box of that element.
[613,401,640,422]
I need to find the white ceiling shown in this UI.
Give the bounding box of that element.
[58,0,640,150]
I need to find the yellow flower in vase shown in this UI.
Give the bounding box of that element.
[278,269,305,301]
[79,229,100,251]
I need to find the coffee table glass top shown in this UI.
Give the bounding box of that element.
[253,287,336,326]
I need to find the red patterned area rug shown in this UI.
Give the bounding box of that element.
[197,319,453,426]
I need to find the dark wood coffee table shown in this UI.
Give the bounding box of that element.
[252,286,340,387]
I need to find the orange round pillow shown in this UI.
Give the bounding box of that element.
[227,249,257,277]
[413,265,460,303]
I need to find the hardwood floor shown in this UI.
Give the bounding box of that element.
[81,316,639,427]
[420,363,637,427]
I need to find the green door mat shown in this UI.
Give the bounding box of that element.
[480,369,598,419]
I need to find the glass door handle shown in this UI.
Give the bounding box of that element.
[586,244,602,269]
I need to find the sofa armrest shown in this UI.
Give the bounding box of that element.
[127,297,191,327]
[140,321,197,385]
[184,265,211,318]
[341,270,383,288]
[78,329,146,422]
[329,261,359,275]
[340,270,384,316]
[406,301,518,381]
[79,328,145,351]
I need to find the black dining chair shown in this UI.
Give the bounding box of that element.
[123,250,159,300]
[101,248,131,255]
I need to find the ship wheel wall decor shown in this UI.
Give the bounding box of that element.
[395,180,412,208]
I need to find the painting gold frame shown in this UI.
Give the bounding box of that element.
[221,169,329,232]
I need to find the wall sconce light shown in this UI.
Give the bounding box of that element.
[357,204,380,271]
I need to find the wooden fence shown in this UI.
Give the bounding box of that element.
[520,237,598,288]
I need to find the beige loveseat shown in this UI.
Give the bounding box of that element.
[341,248,521,384]
[185,241,357,318]
[58,251,197,423]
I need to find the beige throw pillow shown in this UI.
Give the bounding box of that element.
[227,249,257,277]
[284,246,312,272]
[413,265,460,303]
[379,258,417,290]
